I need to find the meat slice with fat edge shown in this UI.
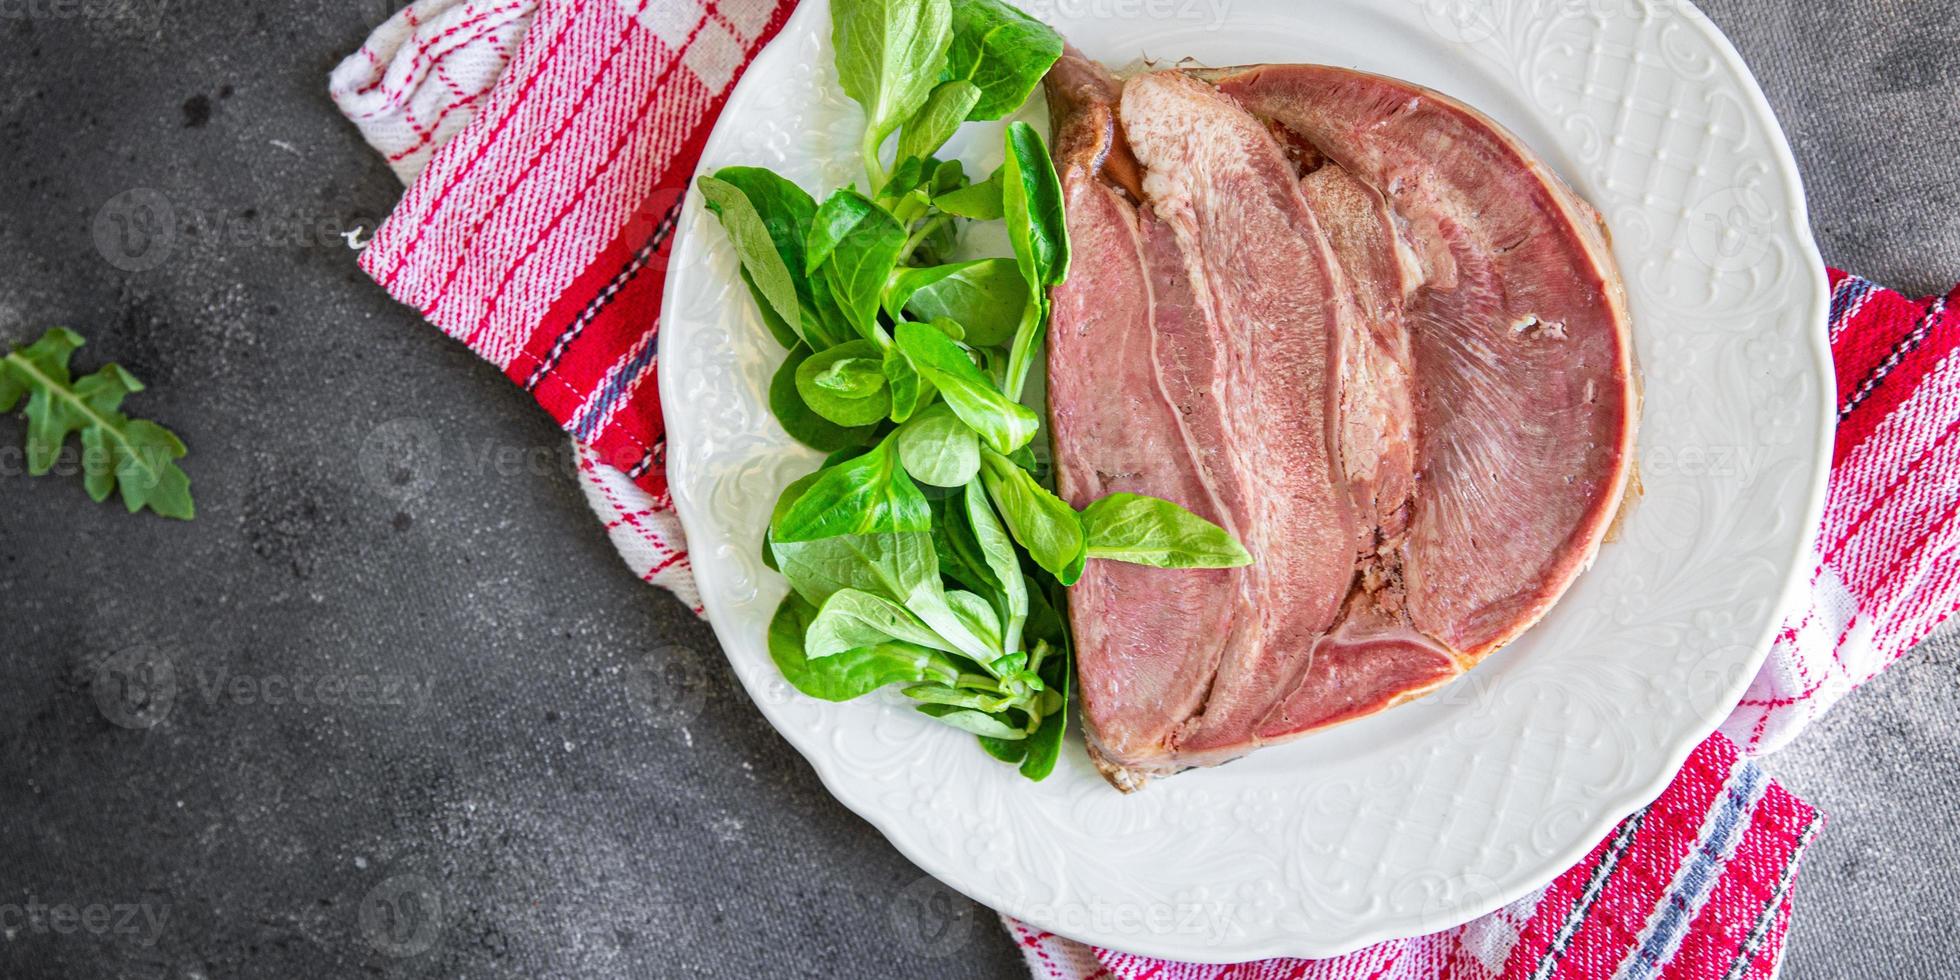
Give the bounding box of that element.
[1042,54,1637,790]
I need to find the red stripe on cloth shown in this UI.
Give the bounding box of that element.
[362,0,600,290]
[1659,781,1821,979]
[1499,827,1610,976]
[441,13,718,338]
[493,0,795,497]
[1834,287,1960,466]
[355,1,526,99]
[1500,738,1729,978]
[1831,284,1932,416]
[1539,744,1736,975]
[386,87,493,162]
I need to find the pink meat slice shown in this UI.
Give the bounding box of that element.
[1207,64,1638,660]
[1043,56,1637,789]
[1045,55,1249,786]
[1112,70,1358,763]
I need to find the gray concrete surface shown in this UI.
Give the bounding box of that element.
[0,1,1953,977]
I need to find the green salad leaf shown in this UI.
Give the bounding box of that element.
[698,174,807,344]
[807,190,908,344]
[807,587,957,657]
[0,328,194,519]
[771,345,880,451]
[896,257,1024,346]
[701,0,1249,782]
[892,320,1037,454]
[944,0,1065,121]
[895,402,981,487]
[980,448,1084,584]
[957,480,1027,654]
[770,593,963,701]
[1080,492,1254,568]
[897,79,983,167]
[832,0,955,187]
[999,121,1069,398]
[932,170,1004,220]
[771,437,931,542]
[795,339,894,426]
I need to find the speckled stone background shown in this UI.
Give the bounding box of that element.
[0,2,1955,978]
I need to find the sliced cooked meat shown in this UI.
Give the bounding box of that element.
[1207,64,1637,660]
[1113,70,1360,765]
[1043,55,1637,790]
[1046,139,1242,787]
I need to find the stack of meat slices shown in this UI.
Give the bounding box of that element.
[1043,51,1639,792]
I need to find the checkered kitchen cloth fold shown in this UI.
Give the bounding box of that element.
[332,1,1960,976]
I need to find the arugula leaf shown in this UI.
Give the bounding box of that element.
[769,593,962,701]
[933,170,1004,220]
[0,328,194,519]
[1080,492,1254,568]
[892,321,1037,454]
[771,345,879,452]
[832,0,954,186]
[806,587,955,657]
[771,438,931,542]
[894,258,1025,347]
[944,0,1065,121]
[808,190,908,344]
[794,339,893,426]
[897,79,982,168]
[894,403,980,487]
[980,447,1085,584]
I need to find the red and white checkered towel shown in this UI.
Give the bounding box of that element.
[331,2,1960,976]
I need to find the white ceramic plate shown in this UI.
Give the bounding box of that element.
[660,0,1831,961]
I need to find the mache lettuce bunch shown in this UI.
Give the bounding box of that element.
[699,0,1251,780]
